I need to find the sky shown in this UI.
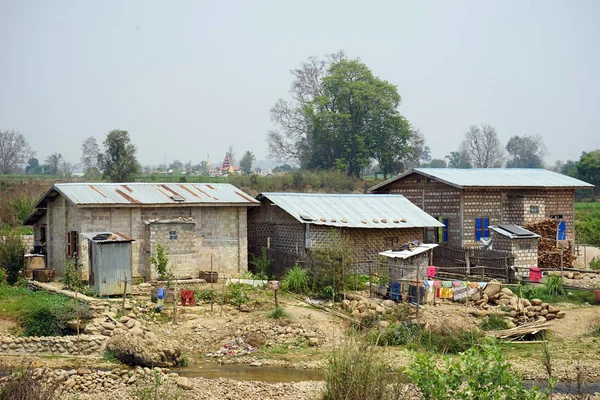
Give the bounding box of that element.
[1,0,599,169]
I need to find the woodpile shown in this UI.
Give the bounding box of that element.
[523,219,576,269]
[469,281,565,328]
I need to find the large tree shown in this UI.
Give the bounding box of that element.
[505,134,547,168]
[445,149,472,168]
[80,137,100,171]
[98,130,140,182]
[577,150,600,189]
[460,125,504,168]
[267,53,414,178]
[44,153,64,176]
[239,151,256,174]
[0,130,32,174]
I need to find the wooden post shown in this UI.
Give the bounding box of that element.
[267,236,271,249]
[274,289,279,308]
[415,266,420,320]
[465,252,471,276]
[220,277,225,317]
[369,261,373,298]
[210,255,214,313]
[505,257,510,283]
[172,277,178,325]
[560,252,564,280]
[75,291,80,354]
[121,270,128,316]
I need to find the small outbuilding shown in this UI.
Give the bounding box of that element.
[82,232,134,296]
[491,224,539,275]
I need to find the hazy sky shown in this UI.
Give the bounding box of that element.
[1,0,599,168]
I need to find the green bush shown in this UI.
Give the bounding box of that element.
[129,369,182,400]
[406,340,554,400]
[0,284,93,337]
[324,338,392,400]
[281,265,309,293]
[266,306,290,319]
[149,244,169,280]
[370,322,484,354]
[195,288,217,302]
[227,283,250,310]
[589,257,600,271]
[544,275,566,297]
[249,247,272,280]
[10,196,35,225]
[0,232,25,285]
[480,314,509,331]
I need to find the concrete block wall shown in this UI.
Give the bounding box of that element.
[21,235,34,252]
[492,233,538,272]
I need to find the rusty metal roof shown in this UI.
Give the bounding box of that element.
[40,183,259,207]
[257,193,443,229]
[369,168,595,192]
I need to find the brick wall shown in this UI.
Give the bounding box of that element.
[377,173,576,247]
[247,201,305,253]
[385,175,462,246]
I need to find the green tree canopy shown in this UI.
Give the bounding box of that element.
[267,53,414,178]
[505,134,547,168]
[577,150,600,187]
[445,150,472,168]
[239,150,256,174]
[98,130,140,182]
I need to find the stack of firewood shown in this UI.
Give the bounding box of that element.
[524,219,576,269]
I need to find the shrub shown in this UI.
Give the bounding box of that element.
[370,323,484,354]
[266,306,290,319]
[129,369,182,400]
[589,257,600,271]
[480,314,509,331]
[324,338,390,400]
[149,244,169,280]
[0,232,25,284]
[62,260,84,291]
[10,196,35,225]
[281,265,309,293]
[250,247,272,279]
[227,283,249,310]
[0,363,63,400]
[544,275,566,297]
[195,288,217,303]
[406,340,553,400]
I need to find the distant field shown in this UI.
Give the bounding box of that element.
[575,201,600,215]
[575,201,600,247]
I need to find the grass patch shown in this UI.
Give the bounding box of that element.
[281,265,309,294]
[480,314,509,331]
[591,326,600,338]
[510,283,599,305]
[0,284,93,336]
[266,306,290,319]
[369,322,484,354]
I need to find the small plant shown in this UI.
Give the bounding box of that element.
[149,244,169,280]
[480,314,509,331]
[322,285,337,300]
[281,265,309,293]
[0,232,25,285]
[324,338,390,400]
[63,260,83,291]
[196,288,217,303]
[266,306,290,319]
[129,369,182,400]
[102,350,119,363]
[406,339,554,400]
[590,257,600,271]
[228,283,249,310]
[0,363,63,400]
[250,247,272,279]
[544,275,566,297]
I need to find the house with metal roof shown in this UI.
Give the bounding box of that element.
[24,183,259,282]
[247,192,443,264]
[369,168,594,247]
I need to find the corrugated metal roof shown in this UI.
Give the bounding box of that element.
[258,193,444,229]
[369,168,595,191]
[379,243,438,259]
[46,183,259,206]
[81,232,134,243]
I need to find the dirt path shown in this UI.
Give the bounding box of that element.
[548,304,600,339]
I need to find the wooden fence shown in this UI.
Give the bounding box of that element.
[433,244,515,282]
[247,246,301,278]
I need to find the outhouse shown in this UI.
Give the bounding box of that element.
[81,232,134,296]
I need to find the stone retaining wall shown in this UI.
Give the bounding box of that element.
[0,335,106,356]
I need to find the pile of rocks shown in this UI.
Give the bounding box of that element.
[106,330,185,367]
[83,314,153,339]
[341,296,405,321]
[6,366,187,395]
[470,281,565,327]
[212,337,256,357]
[0,335,105,356]
[548,271,600,289]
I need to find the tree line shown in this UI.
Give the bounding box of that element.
[1,51,598,188]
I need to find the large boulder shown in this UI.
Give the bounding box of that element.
[483,281,502,298]
[106,331,184,367]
